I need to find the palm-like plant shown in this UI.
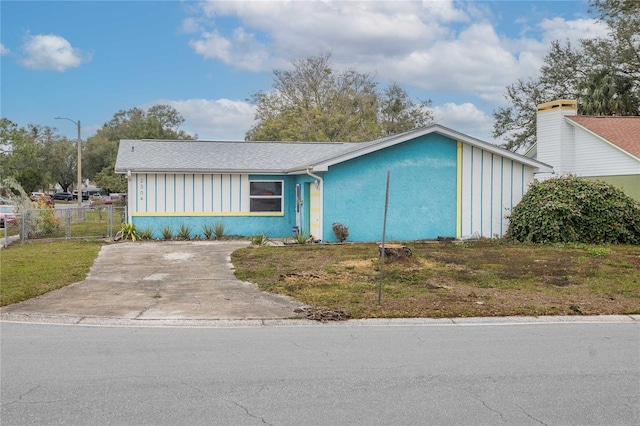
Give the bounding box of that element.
[578,70,640,116]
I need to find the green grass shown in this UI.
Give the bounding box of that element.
[1,240,104,306]
[24,209,123,239]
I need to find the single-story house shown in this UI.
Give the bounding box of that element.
[114,125,552,242]
[530,99,640,201]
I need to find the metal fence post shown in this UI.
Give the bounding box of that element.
[107,206,112,238]
[66,208,72,239]
[20,211,25,244]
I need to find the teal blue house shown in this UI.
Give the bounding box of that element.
[115,125,552,242]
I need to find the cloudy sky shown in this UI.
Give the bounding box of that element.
[1,1,606,144]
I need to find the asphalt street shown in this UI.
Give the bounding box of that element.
[1,321,638,425]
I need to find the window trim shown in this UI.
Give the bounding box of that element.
[249,180,284,213]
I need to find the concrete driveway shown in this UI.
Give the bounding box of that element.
[1,241,306,324]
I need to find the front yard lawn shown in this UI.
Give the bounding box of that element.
[232,241,640,319]
[1,240,104,306]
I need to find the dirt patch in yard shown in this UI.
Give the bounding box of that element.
[232,241,640,319]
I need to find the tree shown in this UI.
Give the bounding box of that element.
[246,53,434,142]
[94,160,127,194]
[83,105,195,188]
[0,119,68,191]
[99,105,194,142]
[493,41,592,151]
[82,135,119,182]
[585,0,640,80]
[15,168,46,193]
[42,137,77,192]
[1,119,43,182]
[379,82,434,136]
[494,0,640,152]
[578,70,640,115]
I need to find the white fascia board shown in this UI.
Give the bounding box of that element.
[304,127,435,171]
[565,118,640,163]
[115,168,289,175]
[436,126,553,172]
[304,124,554,173]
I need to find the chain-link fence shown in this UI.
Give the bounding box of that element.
[2,205,127,247]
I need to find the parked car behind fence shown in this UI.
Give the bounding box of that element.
[0,205,18,228]
[52,192,74,201]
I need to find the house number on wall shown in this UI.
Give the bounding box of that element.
[139,177,144,201]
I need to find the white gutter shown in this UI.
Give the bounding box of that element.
[306,168,324,241]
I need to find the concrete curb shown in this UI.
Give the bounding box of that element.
[1,313,638,329]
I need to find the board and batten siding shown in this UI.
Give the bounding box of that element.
[130,173,249,214]
[128,173,296,239]
[457,142,534,239]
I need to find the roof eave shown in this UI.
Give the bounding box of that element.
[115,168,291,175]
[307,124,554,172]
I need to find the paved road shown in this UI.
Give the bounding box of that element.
[1,321,638,425]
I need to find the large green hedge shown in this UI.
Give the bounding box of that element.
[506,176,640,244]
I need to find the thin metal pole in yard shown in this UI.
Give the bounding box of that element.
[20,212,25,244]
[379,170,390,305]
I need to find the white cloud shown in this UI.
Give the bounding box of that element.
[538,17,608,44]
[189,27,268,72]
[0,43,10,55]
[151,98,256,140]
[153,97,496,145]
[185,1,606,106]
[180,17,203,34]
[19,34,89,71]
[432,102,498,143]
[187,1,468,72]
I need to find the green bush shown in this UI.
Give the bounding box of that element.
[120,223,138,241]
[250,234,269,246]
[506,176,640,244]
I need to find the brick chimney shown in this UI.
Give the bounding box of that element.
[536,100,577,175]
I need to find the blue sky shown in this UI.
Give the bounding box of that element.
[1,1,606,144]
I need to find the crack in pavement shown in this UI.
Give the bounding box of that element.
[134,280,163,319]
[1,385,42,407]
[284,338,330,356]
[462,388,508,423]
[516,404,549,425]
[227,399,273,425]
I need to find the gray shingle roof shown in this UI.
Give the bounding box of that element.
[115,125,552,174]
[115,139,357,173]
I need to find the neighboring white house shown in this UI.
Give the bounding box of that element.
[530,99,640,201]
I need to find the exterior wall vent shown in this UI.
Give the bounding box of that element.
[536,99,578,113]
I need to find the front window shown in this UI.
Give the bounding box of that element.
[249,181,283,212]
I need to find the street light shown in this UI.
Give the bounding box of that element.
[54,117,82,209]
